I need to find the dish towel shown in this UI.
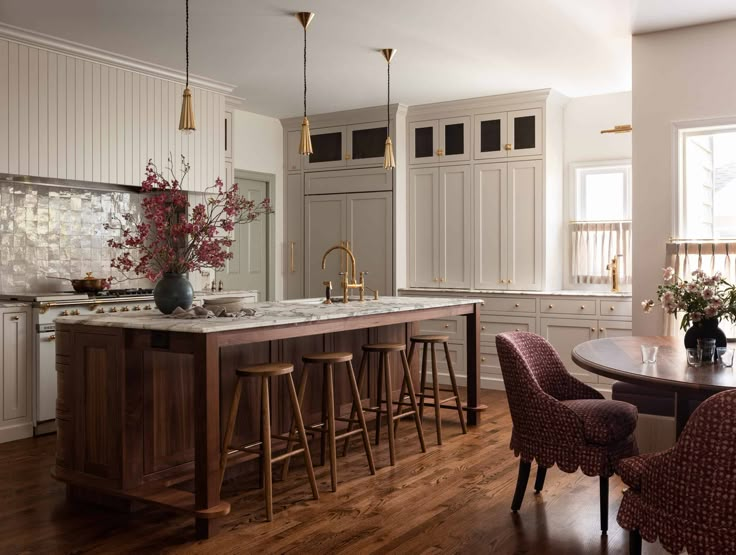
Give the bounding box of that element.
[166,306,258,319]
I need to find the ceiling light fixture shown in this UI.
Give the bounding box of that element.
[381,48,396,170]
[178,0,196,133]
[296,12,315,156]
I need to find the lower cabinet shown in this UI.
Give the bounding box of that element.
[0,306,33,443]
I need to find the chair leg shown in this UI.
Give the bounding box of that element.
[326,363,338,492]
[281,366,309,481]
[383,353,396,466]
[261,376,273,522]
[534,465,547,493]
[286,373,319,501]
[219,376,243,492]
[629,529,642,555]
[600,475,609,534]
[511,460,531,512]
[444,341,467,434]
[430,343,442,445]
[400,349,426,453]
[342,352,367,457]
[346,360,375,475]
[375,352,384,446]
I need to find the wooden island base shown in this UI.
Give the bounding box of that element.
[54,299,482,538]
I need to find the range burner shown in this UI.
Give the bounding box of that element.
[92,288,155,298]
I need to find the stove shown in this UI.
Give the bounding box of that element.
[91,288,155,298]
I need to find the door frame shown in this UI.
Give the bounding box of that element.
[233,168,276,301]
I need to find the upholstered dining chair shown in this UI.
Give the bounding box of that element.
[496,331,639,533]
[617,389,736,555]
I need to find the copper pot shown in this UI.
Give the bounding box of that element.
[49,273,107,294]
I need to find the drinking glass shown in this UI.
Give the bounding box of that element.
[699,338,716,363]
[641,345,659,364]
[686,348,702,367]
[719,348,735,368]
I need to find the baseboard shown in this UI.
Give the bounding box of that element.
[0,421,33,444]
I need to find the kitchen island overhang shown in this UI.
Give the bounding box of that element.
[52,296,483,539]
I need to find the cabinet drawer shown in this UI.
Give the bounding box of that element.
[480,316,537,344]
[483,297,536,313]
[540,298,596,316]
[480,349,502,377]
[599,300,632,317]
[305,167,391,195]
[418,317,465,342]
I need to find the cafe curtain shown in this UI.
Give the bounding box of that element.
[570,221,632,285]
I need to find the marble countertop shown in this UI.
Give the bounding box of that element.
[399,288,631,298]
[55,296,481,334]
[195,290,258,298]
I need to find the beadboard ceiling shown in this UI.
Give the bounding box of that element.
[0,0,734,118]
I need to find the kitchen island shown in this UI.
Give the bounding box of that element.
[53,296,482,538]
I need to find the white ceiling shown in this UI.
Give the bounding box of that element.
[0,1,735,118]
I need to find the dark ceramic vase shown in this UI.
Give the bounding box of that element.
[683,318,727,349]
[153,273,194,314]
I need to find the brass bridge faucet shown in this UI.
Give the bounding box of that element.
[607,254,623,292]
[321,243,366,303]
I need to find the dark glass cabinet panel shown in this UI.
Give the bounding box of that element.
[352,126,387,160]
[444,123,465,155]
[513,116,536,150]
[309,132,343,163]
[479,119,502,153]
[414,126,434,158]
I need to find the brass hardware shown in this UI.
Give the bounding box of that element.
[70,309,80,316]
[289,241,296,273]
[133,306,141,311]
[296,11,315,29]
[96,308,105,314]
[609,306,615,311]
[39,303,51,314]
[514,303,520,308]
[48,335,56,342]
[600,124,632,135]
[515,328,520,332]
[580,305,585,310]
[345,154,352,160]
[481,357,486,362]
[121,306,130,312]
[321,243,366,303]
[10,315,19,321]
[444,324,449,329]
[88,303,99,311]
[144,305,152,310]
[508,279,512,284]
[322,280,333,304]
[599,328,604,333]
[504,143,512,151]
[606,254,622,292]
[60,310,69,316]
[481,326,486,331]
[548,304,553,309]
[590,327,596,332]
[436,149,444,156]
[109,307,118,313]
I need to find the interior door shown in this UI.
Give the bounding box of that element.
[305,194,347,297]
[304,126,346,170]
[221,176,270,300]
[508,108,543,158]
[346,192,393,297]
[507,160,542,290]
[408,168,440,287]
[474,163,507,289]
[346,122,388,167]
[409,120,439,165]
[439,116,470,162]
[474,112,507,160]
[438,165,472,288]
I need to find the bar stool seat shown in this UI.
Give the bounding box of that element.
[362,342,405,352]
[220,362,319,522]
[409,334,450,343]
[301,352,354,364]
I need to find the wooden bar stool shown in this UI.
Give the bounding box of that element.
[397,334,467,445]
[219,362,319,522]
[281,352,375,492]
[344,343,426,465]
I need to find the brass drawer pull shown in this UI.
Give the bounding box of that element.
[289,241,296,273]
[504,143,512,151]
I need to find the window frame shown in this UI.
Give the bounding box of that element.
[570,160,632,223]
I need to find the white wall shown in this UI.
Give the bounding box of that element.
[232,109,284,299]
[564,92,632,164]
[632,20,736,335]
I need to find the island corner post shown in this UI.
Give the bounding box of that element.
[53,299,483,539]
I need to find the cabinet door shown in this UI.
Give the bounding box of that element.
[286,130,302,172]
[438,165,472,289]
[224,110,233,160]
[439,116,470,162]
[540,317,598,383]
[305,194,347,297]
[598,319,632,339]
[305,126,346,170]
[474,163,507,290]
[347,192,393,296]
[285,173,304,299]
[508,108,542,158]
[2,310,29,422]
[507,160,542,290]
[409,120,439,165]
[408,168,440,287]
[346,122,388,167]
[474,112,507,160]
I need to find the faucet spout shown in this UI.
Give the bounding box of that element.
[321,244,357,283]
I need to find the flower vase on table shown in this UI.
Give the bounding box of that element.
[153,273,194,314]
[683,317,727,349]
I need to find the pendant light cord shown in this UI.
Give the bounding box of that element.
[185,0,190,88]
[303,25,308,118]
[386,61,391,137]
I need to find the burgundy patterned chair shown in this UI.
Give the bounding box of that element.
[496,331,639,533]
[617,389,736,554]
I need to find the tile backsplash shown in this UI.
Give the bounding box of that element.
[0,183,150,293]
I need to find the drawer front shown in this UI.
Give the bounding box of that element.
[483,297,536,314]
[480,316,537,344]
[418,317,465,342]
[600,300,632,317]
[540,298,596,316]
[480,349,501,378]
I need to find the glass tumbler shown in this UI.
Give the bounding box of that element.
[699,338,716,363]
[686,348,702,367]
[641,345,659,364]
[719,348,735,368]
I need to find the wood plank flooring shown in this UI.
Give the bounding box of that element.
[0,390,668,554]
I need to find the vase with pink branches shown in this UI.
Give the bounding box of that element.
[106,157,273,313]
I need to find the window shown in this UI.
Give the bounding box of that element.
[568,161,632,287]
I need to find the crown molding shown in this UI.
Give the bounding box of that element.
[0,22,236,95]
[280,103,407,131]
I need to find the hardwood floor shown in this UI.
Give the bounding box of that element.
[0,390,668,554]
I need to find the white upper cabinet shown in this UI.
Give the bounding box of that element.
[408,168,440,288]
[507,108,542,158]
[286,130,302,172]
[474,163,507,289]
[474,108,542,160]
[473,112,507,160]
[410,117,471,164]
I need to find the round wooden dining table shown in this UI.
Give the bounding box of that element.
[572,336,736,437]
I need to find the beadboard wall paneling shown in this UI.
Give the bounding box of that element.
[0,38,225,192]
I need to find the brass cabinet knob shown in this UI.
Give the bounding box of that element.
[144,305,152,310]
[121,307,130,312]
[514,303,520,308]
[96,307,105,314]
[481,357,486,362]
[345,154,352,160]
[504,143,512,151]
[481,326,486,331]
[444,324,450,329]
[60,310,69,316]
[10,315,19,321]
[48,335,56,342]
[515,328,520,332]
[508,280,512,284]
[548,304,553,309]
[436,149,444,156]
[609,306,615,311]
[109,307,118,312]
[133,305,141,311]
[590,327,596,332]
[71,310,80,316]
[599,328,604,333]
[580,305,585,310]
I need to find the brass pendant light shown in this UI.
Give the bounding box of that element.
[178,0,196,133]
[382,48,396,170]
[296,12,315,155]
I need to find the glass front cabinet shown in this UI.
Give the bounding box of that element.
[304,122,389,170]
[409,116,471,164]
[305,126,346,170]
[474,108,542,160]
[346,122,388,167]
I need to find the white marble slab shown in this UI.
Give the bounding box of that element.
[55,296,481,334]
[399,288,631,298]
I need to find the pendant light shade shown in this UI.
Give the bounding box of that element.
[297,12,315,155]
[179,0,195,133]
[381,48,396,170]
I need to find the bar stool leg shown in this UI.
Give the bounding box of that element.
[419,343,429,421]
[326,362,338,492]
[400,349,427,453]
[430,343,443,445]
[444,341,467,434]
[383,352,396,466]
[375,352,384,446]
[281,367,310,481]
[261,376,273,522]
[394,341,416,436]
[219,376,244,492]
[285,373,320,501]
[346,360,375,475]
[342,352,367,457]
[319,371,328,466]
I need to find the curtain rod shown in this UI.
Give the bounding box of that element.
[569,220,632,224]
